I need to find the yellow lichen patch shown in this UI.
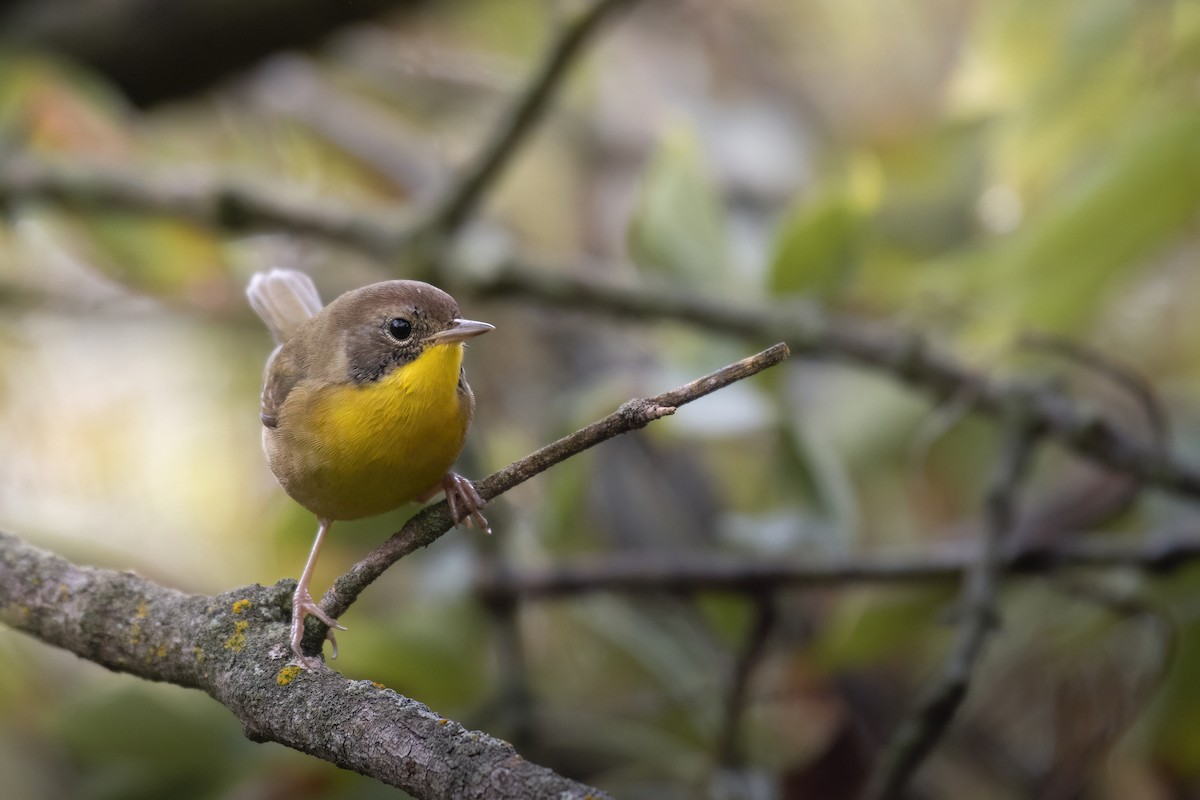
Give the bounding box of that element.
[128,602,149,645]
[193,647,206,663]
[224,619,249,652]
[276,665,303,685]
[438,718,450,726]
[57,584,69,601]
[143,643,168,663]
[371,681,386,690]
[231,599,252,615]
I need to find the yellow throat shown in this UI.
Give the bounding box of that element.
[272,342,471,521]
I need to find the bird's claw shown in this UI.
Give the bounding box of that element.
[290,587,347,667]
[443,472,491,534]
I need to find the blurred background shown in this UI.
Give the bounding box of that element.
[1,0,1200,798]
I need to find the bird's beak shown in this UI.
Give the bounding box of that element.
[425,318,495,345]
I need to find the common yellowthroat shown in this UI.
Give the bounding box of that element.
[247,269,493,665]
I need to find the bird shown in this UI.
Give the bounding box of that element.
[246,269,493,666]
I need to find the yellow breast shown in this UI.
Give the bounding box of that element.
[267,343,471,521]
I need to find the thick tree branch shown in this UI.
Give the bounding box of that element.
[318,342,792,624]
[865,407,1039,800]
[0,531,606,800]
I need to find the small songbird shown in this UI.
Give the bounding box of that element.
[247,269,493,665]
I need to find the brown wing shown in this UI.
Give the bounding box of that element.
[260,345,304,428]
[457,366,476,426]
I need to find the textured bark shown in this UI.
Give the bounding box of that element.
[0,344,790,796]
[0,530,608,800]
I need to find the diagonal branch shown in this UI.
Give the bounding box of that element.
[318,342,792,623]
[411,0,639,241]
[864,405,1039,800]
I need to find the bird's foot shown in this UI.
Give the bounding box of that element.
[443,472,491,534]
[290,586,347,668]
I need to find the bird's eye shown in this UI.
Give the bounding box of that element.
[387,318,412,341]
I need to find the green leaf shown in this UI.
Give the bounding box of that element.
[627,121,728,284]
[768,189,862,299]
[812,585,955,670]
[985,109,1200,333]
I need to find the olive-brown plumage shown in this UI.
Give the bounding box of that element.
[248,269,493,666]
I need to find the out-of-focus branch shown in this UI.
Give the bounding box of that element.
[866,407,1038,800]
[473,530,1200,599]
[409,0,640,242]
[716,595,777,768]
[468,258,1200,500]
[0,159,411,256]
[317,343,792,626]
[2,164,1198,499]
[1017,331,1170,448]
[0,531,607,800]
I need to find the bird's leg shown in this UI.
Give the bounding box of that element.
[290,517,347,667]
[441,472,491,534]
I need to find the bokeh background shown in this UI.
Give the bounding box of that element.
[2,0,1200,798]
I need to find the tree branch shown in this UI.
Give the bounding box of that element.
[0,158,411,256]
[3,156,1192,502]
[466,258,1200,500]
[410,0,639,241]
[318,342,792,624]
[865,405,1039,799]
[0,343,790,797]
[715,594,777,768]
[472,530,1200,599]
[0,531,607,800]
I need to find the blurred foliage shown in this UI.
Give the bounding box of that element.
[2,0,1200,798]
[628,121,730,285]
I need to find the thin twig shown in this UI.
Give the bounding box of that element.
[318,343,791,623]
[1017,331,1170,448]
[715,594,777,768]
[411,0,639,241]
[864,405,1039,800]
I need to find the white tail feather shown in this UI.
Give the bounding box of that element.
[246,269,324,344]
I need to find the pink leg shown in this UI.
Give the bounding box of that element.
[290,517,347,667]
[442,473,491,534]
